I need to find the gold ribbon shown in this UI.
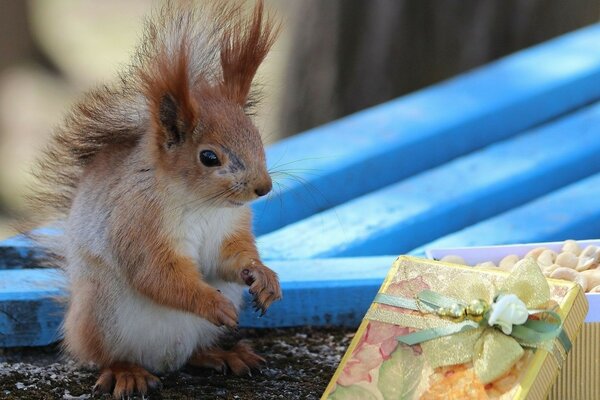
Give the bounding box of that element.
[365,258,568,384]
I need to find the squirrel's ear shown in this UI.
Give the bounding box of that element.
[158,93,186,148]
[142,49,197,150]
[219,0,279,106]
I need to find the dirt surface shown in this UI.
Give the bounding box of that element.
[0,328,353,400]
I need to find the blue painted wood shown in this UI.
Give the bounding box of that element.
[0,226,63,269]
[0,269,64,347]
[411,172,600,255]
[252,23,600,235]
[0,256,397,346]
[258,101,600,260]
[0,234,46,270]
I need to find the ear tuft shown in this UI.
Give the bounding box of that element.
[140,37,198,150]
[220,0,280,106]
[159,94,184,148]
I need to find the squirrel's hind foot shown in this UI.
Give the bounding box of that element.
[93,362,161,399]
[188,341,265,376]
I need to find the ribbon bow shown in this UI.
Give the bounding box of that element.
[367,258,571,384]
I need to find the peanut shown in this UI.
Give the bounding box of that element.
[581,269,600,289]
[525,247,547,260]
[588,285,600,293]
[440,255,467,265]
[576,246,600,271]
[580,245,599,259]
[562,240,582,256]
[543,264,560,277]
[537,249,557,267]
[499,254,519,271]
[575,246,600,271]
[555,252,578,269]
[576,258,596,271]
[474,261,497,269]
[550,267,588,291]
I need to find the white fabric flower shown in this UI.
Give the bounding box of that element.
[487,294,529,335]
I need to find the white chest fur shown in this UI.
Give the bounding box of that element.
[175,205,243,278]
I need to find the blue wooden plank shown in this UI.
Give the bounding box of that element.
[253,23,600,235]
[0,228,59,269]
[0,269,64,347]
[411,172,600,255]
[0,256,397,346]
[0,235,45,270]
[258,101,600,260]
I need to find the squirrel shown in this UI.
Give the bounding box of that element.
[26,0,282,397]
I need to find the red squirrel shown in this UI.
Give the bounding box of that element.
[26,1,282,397]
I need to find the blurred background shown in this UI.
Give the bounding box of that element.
[0,0,598,239]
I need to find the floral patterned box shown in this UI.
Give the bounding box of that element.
[322,256,588,400]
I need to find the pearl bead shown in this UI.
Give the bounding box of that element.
[467,299,488,317]
[449,303,466,319]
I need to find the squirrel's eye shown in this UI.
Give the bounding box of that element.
[199,150,221,167]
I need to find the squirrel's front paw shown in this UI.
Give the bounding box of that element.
[197,290,238,328]
[241,261,282,315]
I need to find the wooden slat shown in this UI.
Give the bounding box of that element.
[0,256,397,346]
[0,231,49,269]
[252,23,600,235]
[0,269,64,347]
[258,101,600,260]
[0,227,63,269]
[412,172,600,255]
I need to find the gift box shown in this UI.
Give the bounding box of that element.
[322,256,588,400]
[426,240,600,399]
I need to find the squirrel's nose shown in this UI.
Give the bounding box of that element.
[254,181,272,197]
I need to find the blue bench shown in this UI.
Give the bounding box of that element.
[3,23,600,347]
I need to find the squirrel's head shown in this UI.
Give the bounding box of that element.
[150,88,271,208]
[141,0,278,208]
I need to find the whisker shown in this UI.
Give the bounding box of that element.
[268,170,347,234]
[267,155,334,172]
[269,168,321,176]
[163,186,238,214]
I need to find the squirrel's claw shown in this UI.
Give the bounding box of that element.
[242,263,282,317]
[93,364,160,399]
[199,289,239,328]
[240,260,282,317]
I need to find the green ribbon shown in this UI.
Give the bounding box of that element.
[370,258,571,384]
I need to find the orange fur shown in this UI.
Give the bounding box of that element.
[220,0,280,105]
[219,212,282,313]
[62,270,109,365]
[219,211,259,282]
[189,341,265,375]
